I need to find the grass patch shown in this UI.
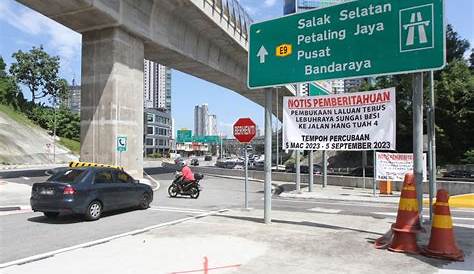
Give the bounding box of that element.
[0,104,37,128]
[59,137,80,155]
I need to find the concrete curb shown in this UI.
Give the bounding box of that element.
[0,208,229,269]
[143,171,161,192]
[0,205,31,211]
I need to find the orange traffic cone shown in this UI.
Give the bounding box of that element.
[375,173,421,253]
[423,189,464,261]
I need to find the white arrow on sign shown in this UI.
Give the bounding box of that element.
[257,45,268,64]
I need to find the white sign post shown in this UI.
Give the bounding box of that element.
[283,88,396,151]
[375,152,428,182]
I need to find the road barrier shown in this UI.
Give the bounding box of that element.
[160,164,474,195]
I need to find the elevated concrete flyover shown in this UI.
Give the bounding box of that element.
[17,0,295,177]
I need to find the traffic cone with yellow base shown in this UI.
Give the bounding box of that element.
[423,189,464,261]
[374,173,421,253]
[388,172,421,254]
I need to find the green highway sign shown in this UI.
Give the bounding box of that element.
[248,0,445,89]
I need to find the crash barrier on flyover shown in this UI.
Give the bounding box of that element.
[69,161,123,170]
[160,163,474,195]
[423,189,464,261]
[374,173,464,260]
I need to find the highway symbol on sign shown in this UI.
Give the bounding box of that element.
[400,4,434,52]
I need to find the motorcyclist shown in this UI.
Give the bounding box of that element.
[178,161,195,190]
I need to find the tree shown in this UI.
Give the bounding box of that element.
[435,59,474,164]
[469,49,474,71]
[446,24,470,63]
[0,56,23,109]
[9,46,64,103]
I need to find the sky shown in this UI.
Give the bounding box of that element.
[0,0,473,136]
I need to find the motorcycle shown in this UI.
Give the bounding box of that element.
[168,172,204,199]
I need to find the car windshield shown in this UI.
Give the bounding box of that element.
[48,169,85,184]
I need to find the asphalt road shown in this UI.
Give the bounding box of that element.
[1,168,473,266]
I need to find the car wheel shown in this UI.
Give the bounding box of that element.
[85,200,102,221]
[190,186,200,199]
[43,212,59,219]
[139,193,151,209]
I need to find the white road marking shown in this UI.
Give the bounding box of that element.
[274,198,471,213]
[22,177,30,180]
[307,207,341,214]
[149,206,211,214]
[0,208,229,269]
[372,212,474,221]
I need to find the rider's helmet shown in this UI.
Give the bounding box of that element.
[177,160,186,171]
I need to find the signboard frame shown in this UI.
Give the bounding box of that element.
[247,0,446,89]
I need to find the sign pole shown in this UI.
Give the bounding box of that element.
[244,144,249,209]
[276,87,279,168]
[264,88,273,224]
[295,84,301,192]
[373,151,377,196]
[308,151,313,192]
[362,151,367,189]
[428,70,437,221]
[413,73,425,224]
[322,150,327,188]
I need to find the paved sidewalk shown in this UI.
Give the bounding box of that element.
[279,184,404,204]
[2,209,472,274]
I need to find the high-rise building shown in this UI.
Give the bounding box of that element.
[194,104,209,136]
[208,114,217,136]
[61,78,81,114]
[194,104,218,136]
[284,0,352,94]
[144,109,172,156]
[144,59,171,112]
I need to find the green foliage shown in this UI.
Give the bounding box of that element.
[435,59,474,163]
[59,137,80,155]
[0,104,37,128]
[0,56,25,109]
[446,25,471,64]
[24,105,80,141]
[9,46,67,103]
[461,150,474,164]
[147,152,162,159]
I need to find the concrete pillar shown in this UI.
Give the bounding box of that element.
[81,27,144,178]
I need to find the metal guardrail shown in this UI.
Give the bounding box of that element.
[203,0,253,43]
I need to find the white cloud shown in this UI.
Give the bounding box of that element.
[264,0,277,7]
[0,0,81,77]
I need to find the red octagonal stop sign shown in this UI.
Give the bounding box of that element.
[233,118,257,143]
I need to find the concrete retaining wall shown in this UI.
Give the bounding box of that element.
[162,163,474,196]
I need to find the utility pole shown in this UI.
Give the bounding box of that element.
[413,73,424,224]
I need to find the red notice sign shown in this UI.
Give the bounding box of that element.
[233,118,257,143]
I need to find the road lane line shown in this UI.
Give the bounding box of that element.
[273,198,473,213]
[148,207,210,214]
[372,212,474,221]
[307,207,342,214]
[0,208,229,269]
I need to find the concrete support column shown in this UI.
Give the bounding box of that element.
[81,27,144,178]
